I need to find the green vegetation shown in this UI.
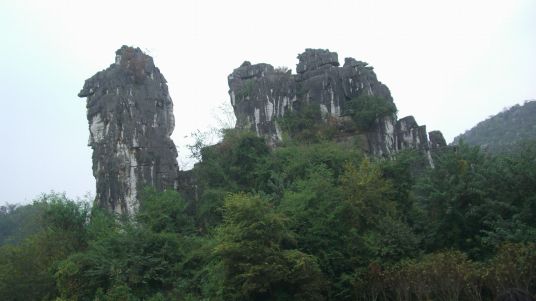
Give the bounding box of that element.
[343,95,397,130]
[0,202,43,245]
[1,131,536,300]
[276,95,397,144]
[235,79,256,100]
[453,100,536,153]
[277,104,337,143]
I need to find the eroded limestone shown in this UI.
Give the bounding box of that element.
[79,46,179,215]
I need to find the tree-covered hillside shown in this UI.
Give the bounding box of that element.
[453,100,536,153]
[1,128,535,300]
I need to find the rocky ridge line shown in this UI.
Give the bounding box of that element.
[228,48,446,158]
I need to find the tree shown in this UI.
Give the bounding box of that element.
[137,189,194,235]
[339,158,396,229]
[212,193,325,301]
[414,144,491,257]
[0,193,90,300]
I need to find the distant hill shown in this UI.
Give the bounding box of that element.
[453,100,536,153]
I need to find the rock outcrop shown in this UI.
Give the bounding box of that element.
[429,130,447,149]
[78,46,178,215]
[228,49,442,157]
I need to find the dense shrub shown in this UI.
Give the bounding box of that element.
[343,95,397,130]
[277,104,336,143]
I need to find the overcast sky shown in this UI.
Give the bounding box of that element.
[1,0,535,204]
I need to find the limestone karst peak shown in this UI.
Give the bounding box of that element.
[78,47,446,214]
[227,48,445,158]
[78,46,178,215]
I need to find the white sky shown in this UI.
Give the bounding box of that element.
[1,0,535,204]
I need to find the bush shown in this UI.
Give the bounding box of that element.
[485,242,536,297]
[235,79,255,100]
[383,251,482,301]
[343,95,397,131]
[277,104,336,143]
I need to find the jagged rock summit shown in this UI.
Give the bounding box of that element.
[228,48,446,157]
[79,46,179,215]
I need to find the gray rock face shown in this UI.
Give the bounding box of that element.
[394,116,428,151]
[228,48,443,156]
[78,46,179,215]
[228,61,296,144]
[296,49,339,74]
[429,130,447,149]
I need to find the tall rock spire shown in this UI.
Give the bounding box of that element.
[78,46,178,215]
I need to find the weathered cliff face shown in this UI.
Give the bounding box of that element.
[228,49,442,156]
[78,46,178,215]
[429,130,447,149]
